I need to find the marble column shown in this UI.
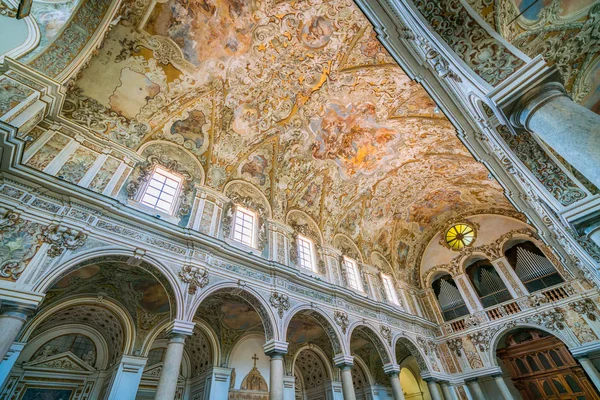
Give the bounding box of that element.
[440,381,459,400]
[493,375,515,400]
[466,379,485,400]
[0,301,36,362]
[383,363,405,400]
[334,355,356,400]
[577,357,600,391]
[264,340,288,400]
[154,320,195,400]
[511,82,600,189]
[425,379,444,400]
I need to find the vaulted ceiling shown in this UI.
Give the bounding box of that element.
[64,0,514,278]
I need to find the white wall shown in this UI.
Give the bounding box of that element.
[228,335,270,390]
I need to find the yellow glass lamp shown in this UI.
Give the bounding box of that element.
[445,223,475,251]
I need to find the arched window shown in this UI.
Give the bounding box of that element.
[343,256,363,292]
[232,205,257,247]
[140,166,183,215]
[432,274,469,321]
[381,273,400,306]
[466,259,512,308]
[33,334,96,365]
[504,241,563,292]
[297,235,316,272]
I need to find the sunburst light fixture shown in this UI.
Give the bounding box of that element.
[444,223,476,251]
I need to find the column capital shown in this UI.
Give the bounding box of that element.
[0,300,37,320]
[333,354,354,368]
[263,339,288,356]
[510,81,568,130]
[165,319,195,337]
[383,363,401,375]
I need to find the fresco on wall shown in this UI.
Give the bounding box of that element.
[49,262,171,315]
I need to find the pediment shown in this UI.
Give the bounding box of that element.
[26,352,95,372]
[143,362,184,380]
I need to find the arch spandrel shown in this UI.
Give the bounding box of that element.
[392,334,430,374]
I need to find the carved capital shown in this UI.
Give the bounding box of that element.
[510,81,569,130]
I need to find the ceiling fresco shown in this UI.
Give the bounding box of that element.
[64,0,513,279]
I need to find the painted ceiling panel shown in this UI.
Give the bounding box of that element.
[64,0,513,278]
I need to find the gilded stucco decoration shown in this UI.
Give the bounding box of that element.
[49,0,513,283]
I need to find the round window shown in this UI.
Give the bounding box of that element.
[444,223,476,251]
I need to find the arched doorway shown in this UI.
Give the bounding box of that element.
[285,309,341,399]
[1,255,176,399]
[497,328,599,399]
[349,326,392,399]
[189,287,275,400]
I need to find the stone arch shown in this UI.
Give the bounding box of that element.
[286,209,324,245]
[19,295,136,363]
[352,354,375,387]
[292,345,334,390]
[186,282,278,341]
[392,335,430,373]
[137,140,206,185]
[459,252,494,275]
[347,323,393,365]
[488,322,579,366]
[283,305,345,355]
[32,250,183,320]
[223,179,272,219]
[370,251,393,274]
[422,266,454,289]
[333,233,364,263]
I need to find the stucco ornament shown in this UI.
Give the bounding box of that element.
[569,299,598,321]
[179,264,209,295]
[468,329,491,352]
[38,224,87,258]
[446,338,463,357]
[334,311,349,334]
[380,325,392,345]
[270,291,290,318]
[0,211,44,280]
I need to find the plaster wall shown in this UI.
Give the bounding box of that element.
[229,335,270,390]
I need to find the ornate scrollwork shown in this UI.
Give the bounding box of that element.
[531,308,566,331]
[380,325,392,345]
[179,265,209,295]
[446,338,463,357]
[269,291,290,318]
[569,299,597,321]
[334,311,349,334]
[468,329,491,352]
[38,225,87,258]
